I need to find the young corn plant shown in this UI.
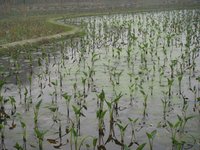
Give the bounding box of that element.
[189,86,197,112]
[167,119,184,149]
[34,100,42,129]
[62,92,71,122]
[128,118,139,143]
[105,99,115,144]
[126,47,132,68]
[87,66,96,92]
[20,121,27,150]
[113,92,123,116]
[34,127,48,150]
[167,78,174,98]
[16,76,22,104]
[9,96,16,130]
[28,71,33,104]
[146,130,157,150]
[128,83,135,106]
[14,143,24,150]
[140,90,148,118]
[177,72,183,95]
[0,124,6,150]
[177,113,194,136]
[72,105,85,136]
[96,91,107,147]
[24,87,28,111]
[81,77,87,98]
[91,51,100,68]
[115,70,123,85]
[196,76,200,97]
[116,122,128,150]
[161,98,169,122]
[136,143,146,150]
[170,59,177,79]
[51,80,58,103]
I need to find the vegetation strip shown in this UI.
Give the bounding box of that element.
[0,18,82,50]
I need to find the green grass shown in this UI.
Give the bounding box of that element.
[0,16,72,45]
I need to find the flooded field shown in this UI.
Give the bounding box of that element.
[0,9,200,150]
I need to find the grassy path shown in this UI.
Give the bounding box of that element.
[0,18,82,50]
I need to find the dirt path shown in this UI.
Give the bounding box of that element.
[0,18,82,50]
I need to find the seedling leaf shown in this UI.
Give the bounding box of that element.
[136,143,146,150]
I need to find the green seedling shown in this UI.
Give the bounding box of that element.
[136,143,146,150]
[72,105,86,136]
[126,47,132,68]
[140,90,148,118]
[9,96,16,122]
[167,78,174,98]
[96,91,107,147]
[81,77,87,98]
[105,99,115,144]
[34,100,42,129]
[24,87,28,111]
[16,76,22,104]
[170,59,177,79]
[116,122,128,150]
[177,72,183,95]
[161,98,169,122]
[96,108,107,143]
[91,51,100,67]
[146,130,157,150]
[177,114,194,135]
[128,118,139,142]
[189,86,197,111]
[28,72,33,104]
[20,121,27,150]
[196,76,200,97]
[167,120,182,148]
[0,124,6,150]
[14,142,24,150]
[62,92,72,121]
[51,80,58,103]
[73,82,77,99]
[34,128,48,150]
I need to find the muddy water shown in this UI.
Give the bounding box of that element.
[0,9,200,150]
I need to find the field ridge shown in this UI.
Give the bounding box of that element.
[0,18,82,50]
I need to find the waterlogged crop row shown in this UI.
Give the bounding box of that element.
[0,9,200,150]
